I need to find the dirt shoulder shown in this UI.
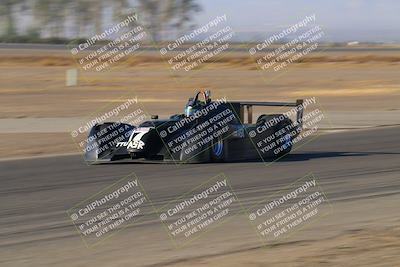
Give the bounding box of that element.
[159,193,400,267]
[168,226,400,267]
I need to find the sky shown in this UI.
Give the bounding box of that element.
[194,0,400,42]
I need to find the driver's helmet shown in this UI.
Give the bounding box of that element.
[184,90,211,117]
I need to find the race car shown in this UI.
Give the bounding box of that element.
[84,91,304,163]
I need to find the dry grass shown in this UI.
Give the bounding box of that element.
[1,54,400,68]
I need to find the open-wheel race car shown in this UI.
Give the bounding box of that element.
[84,91,304,163]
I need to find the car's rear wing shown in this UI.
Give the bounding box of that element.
[229,99,304,129]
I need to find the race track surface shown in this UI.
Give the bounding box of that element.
[1,126,399,266]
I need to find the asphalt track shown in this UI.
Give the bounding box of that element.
[1,126,399,266]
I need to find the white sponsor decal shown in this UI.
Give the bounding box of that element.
[116,128,150,149]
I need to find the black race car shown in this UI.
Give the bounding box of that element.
[84,91,304,163]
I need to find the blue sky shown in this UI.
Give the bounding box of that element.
[194,0,400,42]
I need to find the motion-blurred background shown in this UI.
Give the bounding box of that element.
[1,2,400,267]
[2,0,400,42]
